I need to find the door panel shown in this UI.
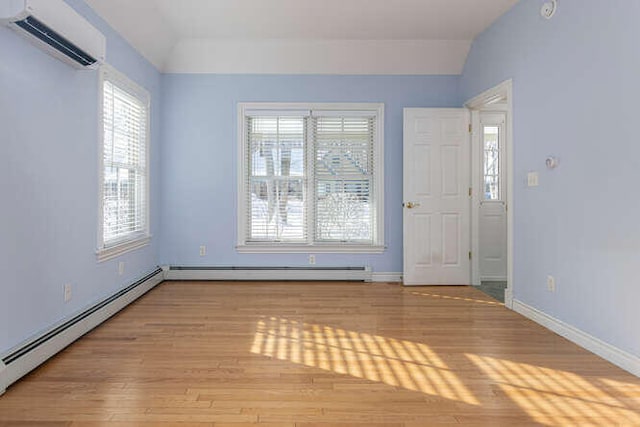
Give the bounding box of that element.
[442,214,461,266]
[441,146,460,196]
[403,109,470,285]
[413,146,432,196]
[479,202,507,280]
[479,113,507,281]
[414,214,433,266]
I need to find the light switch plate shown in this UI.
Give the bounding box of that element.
[528,172,539,187]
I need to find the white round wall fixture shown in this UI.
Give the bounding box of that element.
[541,0,557,19]
[545,156,558,169]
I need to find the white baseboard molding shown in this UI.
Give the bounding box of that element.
[0,267,164,395]
[504,288,513,309]
[0,361,6,395]
[512,299,640,378]
[371,272,402,282]
[164,266,372,282]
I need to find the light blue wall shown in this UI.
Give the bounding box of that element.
[159,74,460,271]
[8,0,636,365]
[460,0,640,357]
[0,0,161,353]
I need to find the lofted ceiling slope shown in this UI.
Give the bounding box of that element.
[84,0,518,74]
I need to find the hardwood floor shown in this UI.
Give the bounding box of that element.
[1,281,639,426]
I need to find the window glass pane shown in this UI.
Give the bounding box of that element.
[247,117,306,242]
[483,125,500,201]
[314,117,374,243]
[103,167,143,239]
[316,179,372,242]
[102,74,148,246]
[315,117,372,176]
[249,178,305,241]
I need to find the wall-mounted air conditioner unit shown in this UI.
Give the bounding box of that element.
[0,0,106,69]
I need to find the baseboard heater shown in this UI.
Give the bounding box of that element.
[0,267,164,395]
[164,266,372,282]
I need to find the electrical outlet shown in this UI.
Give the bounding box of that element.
[308,254,316,265]
[118,261,125,275]
[64,284,72,302]
[199,245,206,256]
[547,275,556,292]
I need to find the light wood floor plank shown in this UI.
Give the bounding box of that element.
[0,281,639,426]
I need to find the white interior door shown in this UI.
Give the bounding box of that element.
[403,109,471,285]
[479,113,507,281]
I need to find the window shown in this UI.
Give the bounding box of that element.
[483,125,501,201]
[97,66,150,261]
[237,103,384,253]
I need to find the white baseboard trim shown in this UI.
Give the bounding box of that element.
[512,299,640,378]
[164,266,372,282]
[0,267,164,395]
[371,272,402,282]
[504,288,513,309]
[0,361,6,395]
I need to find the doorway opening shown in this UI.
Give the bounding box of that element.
[466,80,513,307]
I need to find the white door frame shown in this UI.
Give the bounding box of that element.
[465,80,514,308]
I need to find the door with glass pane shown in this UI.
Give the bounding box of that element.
[479,113,507,281]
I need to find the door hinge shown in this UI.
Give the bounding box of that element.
[468,123,472,133]
[468,187,472,197]
[468,251,472,260]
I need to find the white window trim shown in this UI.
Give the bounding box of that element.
[236,102,385,254]
[96,64,151,262]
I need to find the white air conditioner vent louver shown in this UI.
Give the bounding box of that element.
[1,0,105,69]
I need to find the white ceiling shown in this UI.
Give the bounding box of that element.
[84,0,518,74]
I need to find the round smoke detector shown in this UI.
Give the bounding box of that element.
[541,0,557,19]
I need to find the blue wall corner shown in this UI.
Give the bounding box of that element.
[0,0,162,353]
[460,0,640,358]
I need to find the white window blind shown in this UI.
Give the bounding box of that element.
[239,103,384,252]
[313,116,374,243]
[246,116,307,242]
[99,67,149,255]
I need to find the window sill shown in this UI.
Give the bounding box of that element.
[96,235,151,262]
[236,244,386,254]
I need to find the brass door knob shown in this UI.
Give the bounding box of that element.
[405,202,420,209]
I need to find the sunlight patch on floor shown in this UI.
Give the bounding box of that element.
[409,291,502,306]
[250,316,479,405]
[467,353,640,426]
